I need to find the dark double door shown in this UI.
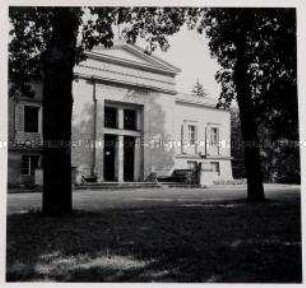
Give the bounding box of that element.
[104,134,117,181]
[104,134,135,182]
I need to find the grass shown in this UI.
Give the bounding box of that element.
[6,196,302,282]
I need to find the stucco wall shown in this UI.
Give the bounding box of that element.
[218,159,233,180]
[8,81,44,187]
[174,101,231,157]
[11,82,43,146]
[7,151,43,187]
[71,78,95,176]
[7,152,22,186]
[70,81,233,181]
[144,92,176,177]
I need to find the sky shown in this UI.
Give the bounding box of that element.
[82,9,221,98]
[136,26,222,98]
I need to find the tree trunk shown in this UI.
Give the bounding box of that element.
[234,14,265,202]
[42,9,79,215]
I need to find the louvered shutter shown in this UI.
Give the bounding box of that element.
[181,122,187,154]
[15,104,24,132]
[206,126,209,156]
[195,125,199,154]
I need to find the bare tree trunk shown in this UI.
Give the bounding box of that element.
[234,13,265,202]
[42,9,79,215]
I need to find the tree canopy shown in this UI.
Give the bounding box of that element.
[9,7,200,95]
[198,8,297,140]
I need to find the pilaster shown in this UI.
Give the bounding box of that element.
[95,98,105,181]
[118,135,124,182]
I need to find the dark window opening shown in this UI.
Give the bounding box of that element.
[124,109,137,130]
[211,162,220,175]
[24,106,39,132]
[188,124,196,145]
[187,161,197,169]
[104,106,118,128]
[21,155,40,175]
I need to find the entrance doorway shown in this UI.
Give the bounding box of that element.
[104,134,117,181]
[124,136,135,181]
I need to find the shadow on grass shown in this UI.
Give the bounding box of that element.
[6,198,302,282]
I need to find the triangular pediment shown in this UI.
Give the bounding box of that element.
[87,44,181,75]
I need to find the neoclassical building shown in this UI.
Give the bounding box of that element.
[8,44,233,187]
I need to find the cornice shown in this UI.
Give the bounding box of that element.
[77,62,175,86]
[175,98,229,113]
[75,72,177,95]
[175,154,232,160]
[85,51,179,77]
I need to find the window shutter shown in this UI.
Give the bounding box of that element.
[206,126,210,156]
[195,125,199,154]
[217,128,220,155]
[181,122,187,154]
[15,104,24,132]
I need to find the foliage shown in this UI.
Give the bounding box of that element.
[198,8,299,187]
[230,107,246,179]
[198,8,297,113]
[232,105,300,184]
[9,7,55,97]
[191,79,208,97]
[9,7,201,97]
[258,124,300,184]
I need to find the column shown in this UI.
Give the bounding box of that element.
[118,135,124,182]
[118,107,124,182]
[142,104,150,179]
[118,107,124,129]
[95,98,105,182]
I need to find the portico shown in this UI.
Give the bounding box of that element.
[101,101,143,182]
[72,43,180,183]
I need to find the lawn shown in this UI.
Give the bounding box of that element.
[6,189,302,282]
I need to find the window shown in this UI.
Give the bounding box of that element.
[104,106,118,128]
[21,155,40,175]
[124,109,137,130]
[187,161,197,169]
[211,162,220,175]
[210,127,219,146]
[188,125,196,145]
[24,106,39,132]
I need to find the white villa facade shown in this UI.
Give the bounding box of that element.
[8,44,233,187]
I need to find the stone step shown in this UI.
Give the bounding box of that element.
[159,182,200,188]
[74,181,160,190]
[74,181,201,190]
